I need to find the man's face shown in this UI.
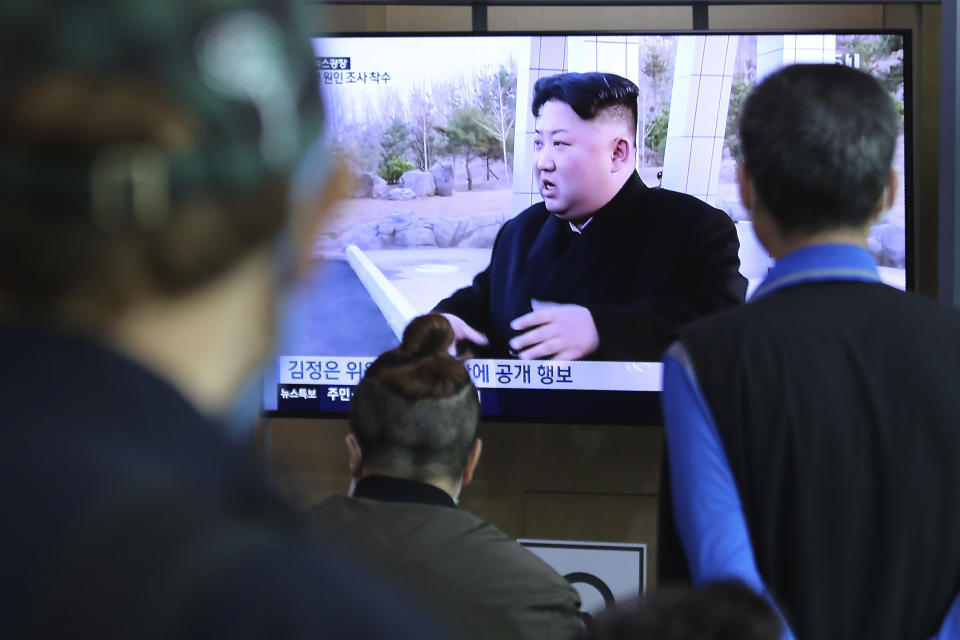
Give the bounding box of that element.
[534,100,617,221]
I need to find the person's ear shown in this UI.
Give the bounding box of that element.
[461,438,483,486]
[611,137,631,171]
[738,163,783,258]
[870,170,898,224]
[737,162,752,212]
[345,433,363,480]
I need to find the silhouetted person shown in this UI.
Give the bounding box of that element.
[0,1,448,637]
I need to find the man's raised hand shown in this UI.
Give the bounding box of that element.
[439,313,489,358]
[508,300,599,360]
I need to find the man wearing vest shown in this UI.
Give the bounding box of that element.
[661,64,960,639]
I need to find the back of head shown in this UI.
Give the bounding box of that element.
[738,63,898,235]
[0,0,325,325]
[580,581,782,640]
[532,72,639,139]
[349,314,480,483]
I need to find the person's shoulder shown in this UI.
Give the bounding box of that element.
[875,284,960,330]
[190,515,451,639]
[488,201,551,254]
[308,496,485,550]
[682,280,960,346]
[514,198,550,218]
[303,494,362,533]
[305,494,427,537]
[622,185,734,239]
[453,512,572,584]
[504,200,551,232]
[640,185,716,209]
[448,514,582,628]
[677,288,771,349]
[895,284,960,311]
[306,502,570,595]
[398,507,545,570]
[14,492,448,640]
[678,301,745,336]
[652,187,730,221]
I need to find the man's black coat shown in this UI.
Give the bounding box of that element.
[435,173,747,360]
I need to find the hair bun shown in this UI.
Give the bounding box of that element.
[399,313,455,359]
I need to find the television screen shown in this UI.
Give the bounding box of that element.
[264,31,911,421]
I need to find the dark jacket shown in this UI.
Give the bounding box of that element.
[434,172,746,360]
[306,475,583,640]
[680,281,960,640]
[1,327,445,639]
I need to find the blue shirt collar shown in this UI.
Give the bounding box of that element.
[751,243,881,300]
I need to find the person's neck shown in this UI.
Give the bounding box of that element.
[753,205,871,261]
[353,469,461,501]
[767,228,870,261]
[107,246,275,417]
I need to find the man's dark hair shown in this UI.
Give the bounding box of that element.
[349,314,480,482]
[532,72,639,137]
[579,580,782,640]
[738,63,898,235]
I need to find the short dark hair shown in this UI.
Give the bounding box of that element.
[349,314,480,483]
[579,580,782,640]
[738,64,898,234]
[532,72,639,138]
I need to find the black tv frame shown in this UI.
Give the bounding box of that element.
[263,27,914,424]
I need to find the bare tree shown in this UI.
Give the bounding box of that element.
[473,63,517,185]
[408,82,443,171]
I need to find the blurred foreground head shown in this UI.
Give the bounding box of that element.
[737,63,897,240]
[0,0,332,324]
[348,314,482,492]
[580,580,782,640]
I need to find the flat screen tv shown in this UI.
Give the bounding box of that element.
[263,30,912,422]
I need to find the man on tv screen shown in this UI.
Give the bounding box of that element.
[434,72,747,361]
